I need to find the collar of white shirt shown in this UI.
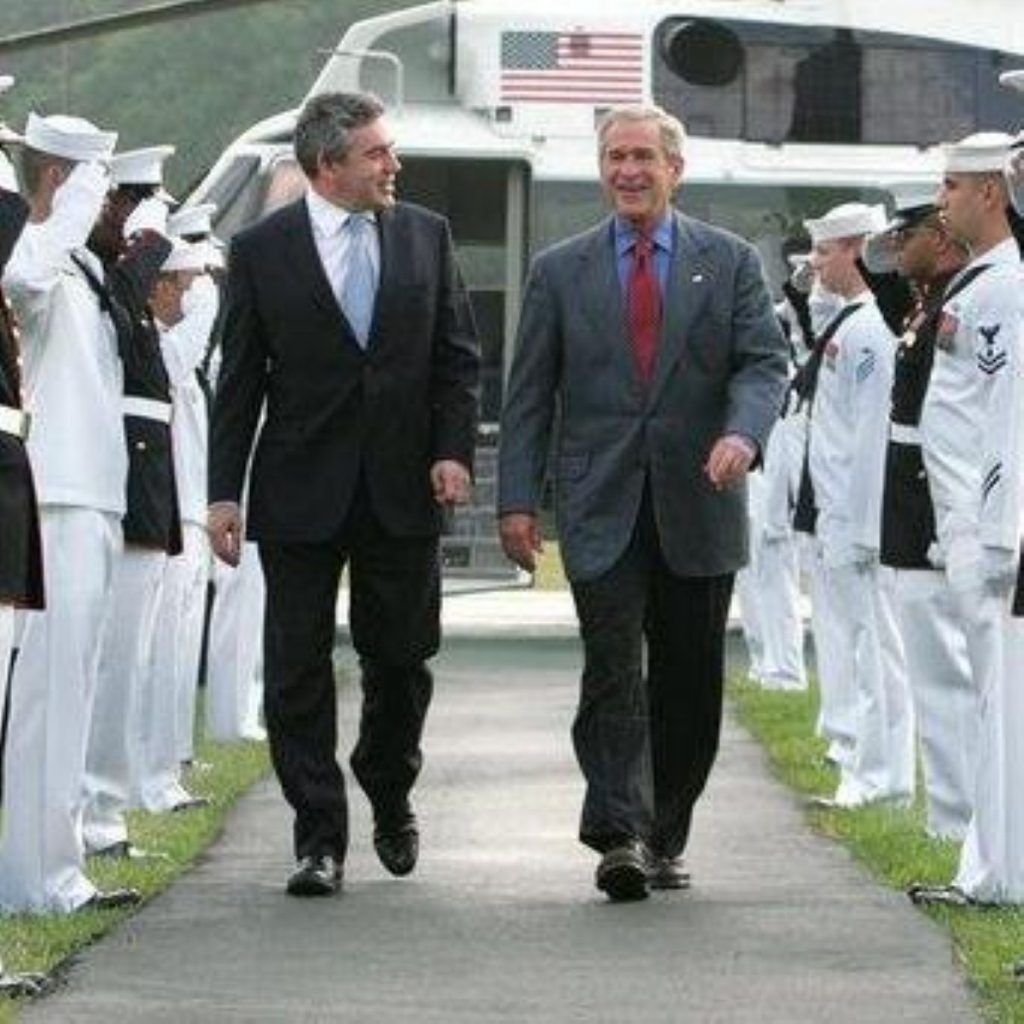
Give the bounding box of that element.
[305,188,375,238]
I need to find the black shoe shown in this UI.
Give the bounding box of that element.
[646,852,691,891]
[0,971,47,997]
[171,794,210,813]
[596,840,649,902]
[374,821,419,877]
[286,855,343,897]
[77,887,143,912]
[90,840,169,862]
[907,883,975,907]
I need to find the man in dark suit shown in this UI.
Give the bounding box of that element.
[208,92,480,897]
[498,104,787,901]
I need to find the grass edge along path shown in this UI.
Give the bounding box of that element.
[0,733,271,1022]
[729,676,1024,1024]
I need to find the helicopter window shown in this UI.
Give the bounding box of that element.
[358,14,454,104]
[654,17,1021,146]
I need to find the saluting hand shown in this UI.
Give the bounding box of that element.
[207,501,244,567]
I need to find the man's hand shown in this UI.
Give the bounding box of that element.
[207,501,244,567]
[499,512,543,573]
[430,459,471,506]
[704,434,756,491]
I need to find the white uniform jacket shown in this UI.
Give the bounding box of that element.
[3,168,126,514]
[920,239,1024,558]
[809,294,895,566]
[158,277,218,527]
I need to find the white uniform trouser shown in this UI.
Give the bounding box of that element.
[825,561,914,806]
[0,607,12,725]
[752,536,806,690]
[82,546,166,852]
[892,568,975,839]
[954,583,1018,901]
[205,541,265,742]
[0,507,121,912]
[735,562,766,683]
[803,536,857,766]
[136,523,208,811]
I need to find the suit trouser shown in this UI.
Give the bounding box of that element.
[569,490,734,858]
[891,568,975,839]
[823,561,913,806]
[135,522,208,812]
[83,546,166,851]
[258,487,440,861]
[205,541,265,742]
[803,536,856,766]
[0,507,120,912]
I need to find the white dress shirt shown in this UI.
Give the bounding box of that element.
[304,188,379,308]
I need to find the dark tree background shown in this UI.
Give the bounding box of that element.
[0,0,406,193]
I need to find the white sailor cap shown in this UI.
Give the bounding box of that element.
[942,131,1015,174]
[167,202,217,239]
[999,69,1024,93]
[804,202,887,244]
[23,112,117,162]
[0,75,21,145]
[161,238,210,274]
[883,181,941,232]
[112,145,175,200]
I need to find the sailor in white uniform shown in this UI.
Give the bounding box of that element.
[911,132,1024,905]
[137,237,219,811]
[876,184,977,840]
[804,202,914,809]
[0,113,141,913]
[82,147,182,857]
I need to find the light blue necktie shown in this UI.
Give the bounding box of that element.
[340,214,376,348]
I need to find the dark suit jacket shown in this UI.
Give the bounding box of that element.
[209,197,480,542]
[0,189,43,609]
[498,211,788,583]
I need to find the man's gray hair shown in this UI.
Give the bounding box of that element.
[597,105,687,162]
[294,92,385,178]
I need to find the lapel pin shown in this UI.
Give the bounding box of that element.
[692,273,704,283]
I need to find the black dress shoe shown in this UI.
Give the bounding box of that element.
[286,855,343,897]
[646,853,691,891]
[907,883,975,907]
[0,971,46,997]
[374,822,419,877]
[595,840,649,902]
[171,794,210,813]
[90,840,169,862]
[77,887,143,912]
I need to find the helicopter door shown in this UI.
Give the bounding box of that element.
[395,157,529,426]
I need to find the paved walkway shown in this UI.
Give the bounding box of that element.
[23,605,975,1022]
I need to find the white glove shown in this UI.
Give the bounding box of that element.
[0,149,17,193]
[981,546,1017,593]
[181,273,219,324]
[123,195,168,238]
[51,161,111,245]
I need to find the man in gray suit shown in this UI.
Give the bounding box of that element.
[498,105,787,901]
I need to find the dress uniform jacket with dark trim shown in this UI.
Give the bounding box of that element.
[80,231,182,554]
[0,189,43,609]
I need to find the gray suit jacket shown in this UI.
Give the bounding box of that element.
[498,210,788,583]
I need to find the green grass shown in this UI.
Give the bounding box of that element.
[0,730,270,1020]
[729,676,1024,1023]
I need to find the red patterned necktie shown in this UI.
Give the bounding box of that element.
[627,232,661,382]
